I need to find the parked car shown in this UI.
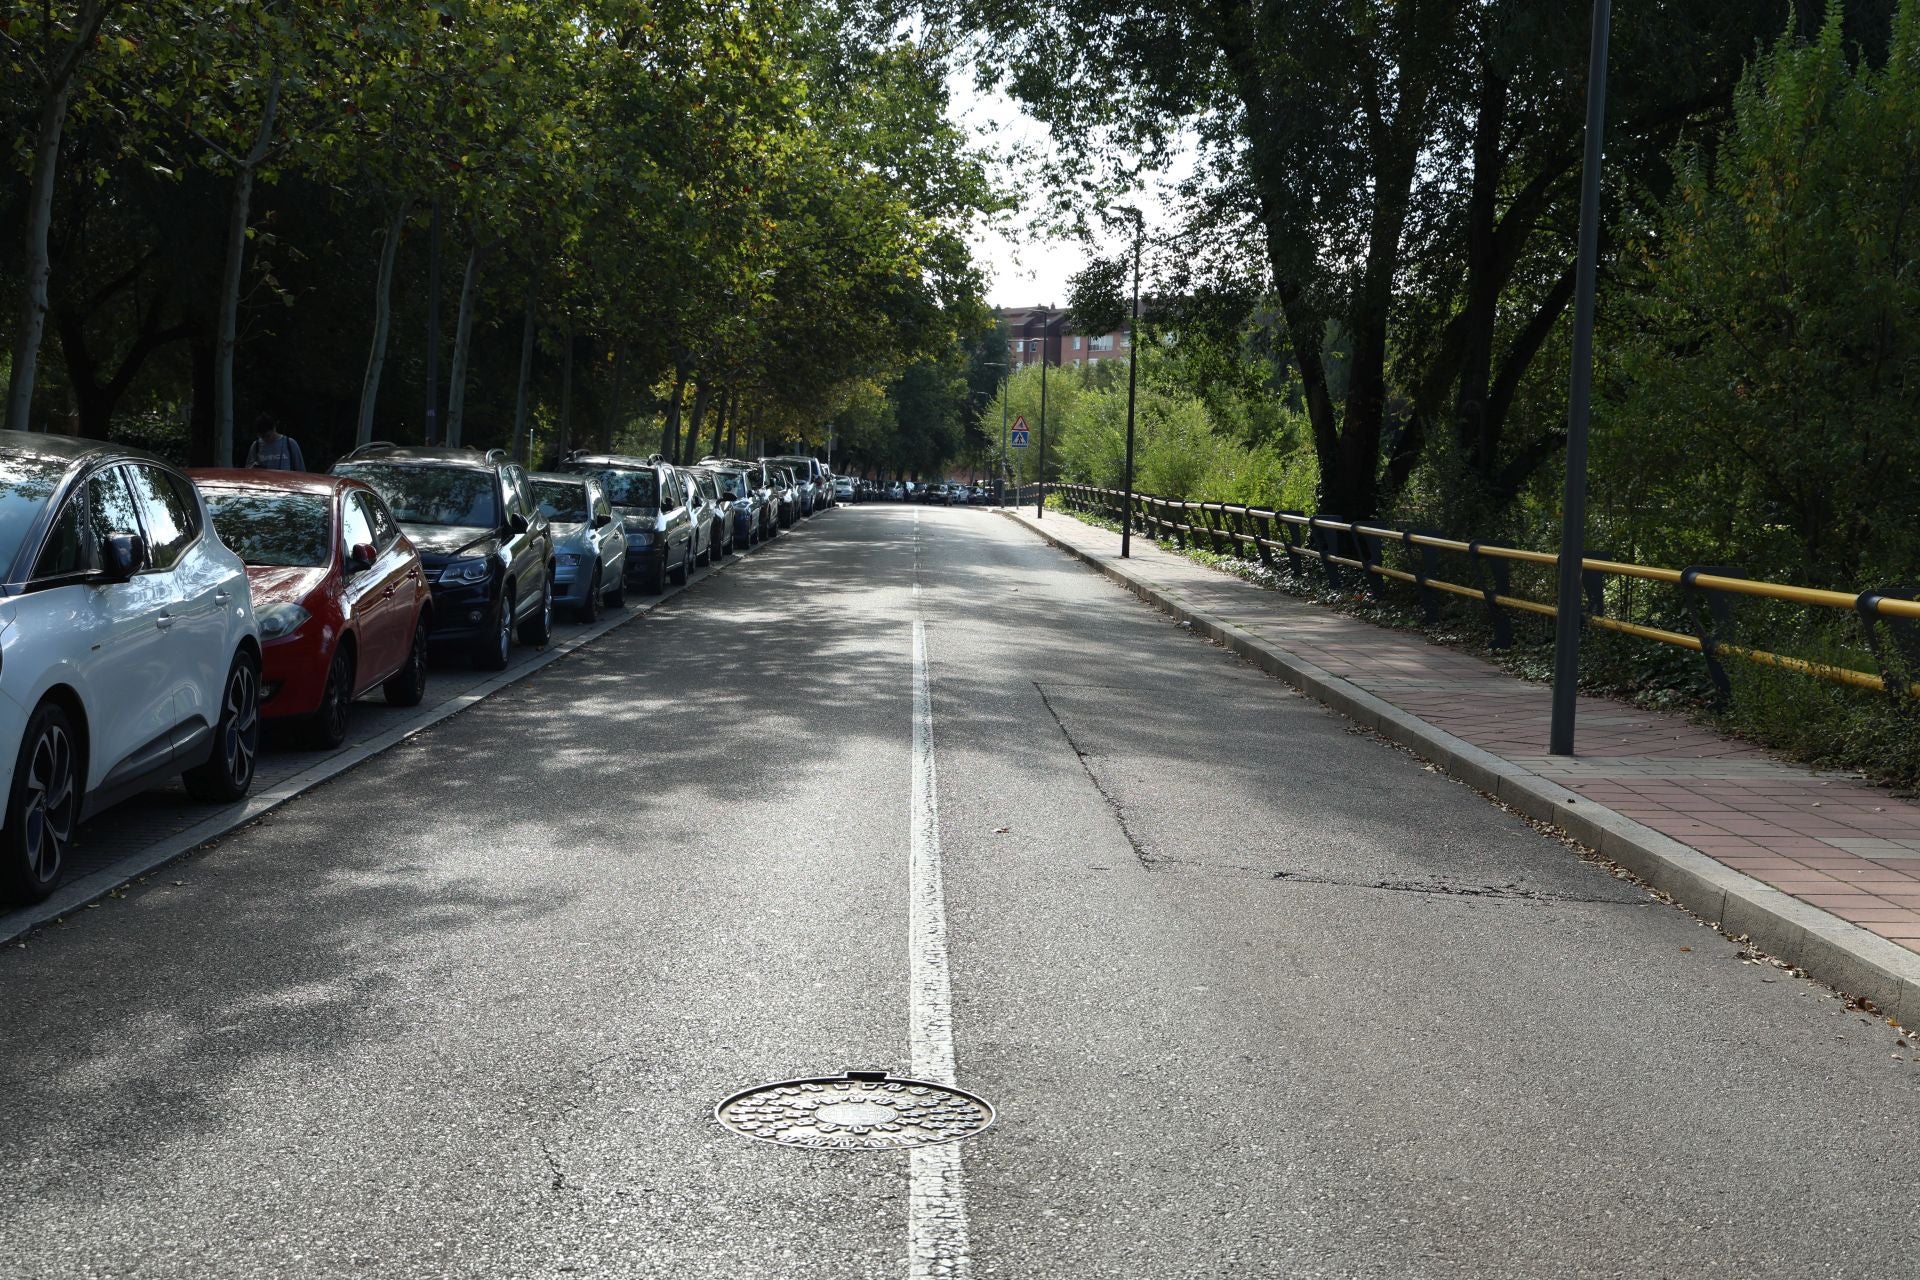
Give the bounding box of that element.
[530,473,626,622]
[887,481,906,501]
[332,444,553,671]
[194,470,431,749]
[0,433,262,902]
[691,465,751,553]
[833,476,855,502]
[926,483,951,505]
[709,458,781,541]
[700,463,766,547]
[764,466,800,528]
[552,452,693,593]
[683,467,733,563]
[674,468,717,567]
[765,456,821,516]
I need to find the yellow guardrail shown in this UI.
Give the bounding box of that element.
[1051,484,1920,700]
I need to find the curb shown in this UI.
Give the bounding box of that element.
[0,513,828,946]
[1004,509,1920,1024]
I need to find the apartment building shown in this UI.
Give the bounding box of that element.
[998,306,1130,370]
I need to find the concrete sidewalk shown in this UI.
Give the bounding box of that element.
[1005,507,1920,1022]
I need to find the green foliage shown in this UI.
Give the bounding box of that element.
[1599,0,1920,587]
[0,0,996,468]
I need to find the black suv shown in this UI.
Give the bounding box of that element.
[332,444,553,670]
[551,452,693,594]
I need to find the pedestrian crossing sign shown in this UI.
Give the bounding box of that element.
[1010,428,1029,448]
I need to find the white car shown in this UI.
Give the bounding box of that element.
[0,432,261,903]
[833,476,855,501]
[531,473,626,622]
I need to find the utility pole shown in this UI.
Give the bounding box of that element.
[1549,0,1613,757]
[1035,306,1050,519]
[1120,208,1143,558]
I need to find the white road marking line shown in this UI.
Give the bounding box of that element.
[908,619,972,1279]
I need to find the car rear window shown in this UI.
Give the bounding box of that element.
[202,488,333,567]
[531,479,589,524]
[558,465,657,512]
[334,463,500,528]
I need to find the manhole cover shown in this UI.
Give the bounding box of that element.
[715,1070,995,1151]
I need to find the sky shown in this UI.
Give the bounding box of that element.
[946,69,1183,311]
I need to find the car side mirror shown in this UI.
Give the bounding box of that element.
[101,533,145,583]
[593,513,612,529]
[348,542,377,574]
[508,512,530,535]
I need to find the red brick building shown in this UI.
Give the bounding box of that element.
[999,306,1130,371]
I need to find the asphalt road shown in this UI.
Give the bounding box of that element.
[1,504,1916,1279]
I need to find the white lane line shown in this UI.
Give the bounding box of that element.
[908,619,972,1279]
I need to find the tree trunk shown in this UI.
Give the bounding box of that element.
[444,239,483,446]
[188,330,217,466]
[424,199,442,444]
[355,200,410,446]
[510,275,538,464]
[556,330,576,459]
[660,363,687,459]
[601,344,625,451]
[723,389,739,458]
[709,387,729,458]
[683,380,711,465]
[214,70,284,467]
[3,0,118,435]
[58,301,189,440]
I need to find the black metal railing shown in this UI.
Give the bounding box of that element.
[1050,483,1920,704]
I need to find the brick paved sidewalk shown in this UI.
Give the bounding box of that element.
[1016,509,1920,958]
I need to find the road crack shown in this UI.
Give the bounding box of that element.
[1151,856,1649,904]
[1035,681,1156,872]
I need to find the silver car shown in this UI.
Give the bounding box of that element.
[531,473,626,622]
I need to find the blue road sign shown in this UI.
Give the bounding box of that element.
[1010,428,1029,448]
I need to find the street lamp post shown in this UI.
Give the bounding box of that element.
[1035,306,1050,519]
[1548,0,1613,758]
[1118,208,1143,559]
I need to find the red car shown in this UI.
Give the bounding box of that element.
[191,469,433,747]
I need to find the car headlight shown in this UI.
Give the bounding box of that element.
[733,498,752,512]
[256,602,311,640]
[438,557,490,585]
[625,529,654,547]
[556,553,581,567]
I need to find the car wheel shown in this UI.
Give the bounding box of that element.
[184,651,261,803]
[305,644,355,750]
[384,617,430,707]
[669,541,689,586]
[518,572,553,647]
[0,702,80,904]
[583,567,604,623]
[475,585,513,670]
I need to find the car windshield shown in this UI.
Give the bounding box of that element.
[560,465,657,511]
[335,463,498,528]
[531,480,589,524]
[202,488,332,567]
[0,455,66,573]
[715,472,748,498]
